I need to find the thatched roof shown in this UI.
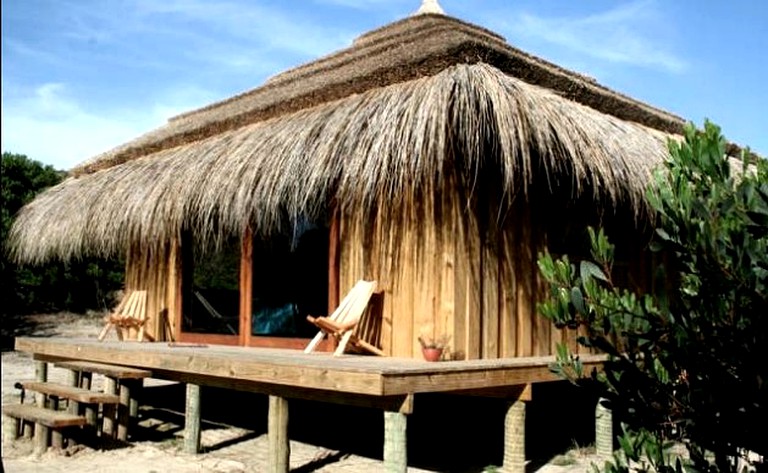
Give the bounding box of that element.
[10,13,682,263]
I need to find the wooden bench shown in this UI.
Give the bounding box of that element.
[53,361,151,441]
[2,403,88,454]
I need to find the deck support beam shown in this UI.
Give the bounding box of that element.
[595,397,613,459]
[384,411,408,473]
[184,383,202,454]
[268,395,290,473]
[502,399,526,473]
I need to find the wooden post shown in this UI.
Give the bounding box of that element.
[80,372,93,390]
[383,411,407,473]
[85,405,98,432]
[117,381,131,441]
[129,379,143,419]
[502,400,526,473]
[103,377,118,438]
[3,414,19,442]
[33,361,49,447]
[268,395,290,473]
[67,370,80,415]
[595,398,613,459]
[183,383,201,454]
[34,423,49,455]
[34,361,48,408]
[50,397,63,448]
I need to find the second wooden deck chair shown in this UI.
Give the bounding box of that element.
[98,290,153,342]
[304,280,384,356]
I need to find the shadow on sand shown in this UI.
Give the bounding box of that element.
[133,381,599,472]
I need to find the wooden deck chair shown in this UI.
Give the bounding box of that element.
[304,280,384,356]
[98,290,152,342]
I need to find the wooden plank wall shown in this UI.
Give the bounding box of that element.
[124,241,179,342]
[338,197,564,360]
[336,194,663,360]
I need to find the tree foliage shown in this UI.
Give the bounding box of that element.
[537,122,767,472]
[1,152,124,316]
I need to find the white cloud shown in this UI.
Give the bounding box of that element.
[493,0,687,74]
[1,83,216,170]
[133,0,354,59]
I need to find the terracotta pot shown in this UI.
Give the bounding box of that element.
[422,347,443,362]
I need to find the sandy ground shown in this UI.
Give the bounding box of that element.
[1,313,599,472]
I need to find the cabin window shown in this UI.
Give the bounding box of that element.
[182,235,241,336]
[251,219,328,338]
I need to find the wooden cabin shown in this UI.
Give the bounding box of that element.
[10,3,683,359]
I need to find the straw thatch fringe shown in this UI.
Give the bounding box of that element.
[10,62,672,264]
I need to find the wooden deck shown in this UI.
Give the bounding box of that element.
[15,337,602,404]
[13,337,608,472]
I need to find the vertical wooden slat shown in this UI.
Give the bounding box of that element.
[531,216,551,356]
[391,224,414,358]
[413,223,435,358]
[499,231,517,358]
[481,239,499,359]
[240,228,253,346]
[465,225,482,360]
[166,238,181,342]
[516,207,534,357]
[439,246,455,359]
[453,231,468,361]
[328,208,341,317]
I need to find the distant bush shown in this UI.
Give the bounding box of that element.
[1,152,124,315]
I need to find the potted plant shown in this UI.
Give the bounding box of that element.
[418,335,450,362]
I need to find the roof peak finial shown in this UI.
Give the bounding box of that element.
[414,0,445,15]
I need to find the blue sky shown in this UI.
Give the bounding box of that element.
[2,0,766,170]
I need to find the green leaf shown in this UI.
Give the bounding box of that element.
[571,286,586,314]
[580,260,608,283]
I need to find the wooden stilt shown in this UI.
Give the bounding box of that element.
[117,382,131,441]
[183,383,201,454]
[103,378,118,438]
[33,361,49,450]
[66,370,80,415]
[34,424,49,454]
[85,405,98,432]
[22,420,33,439]
[34,361,48,408]
[129,379,142,419]
[595,398,613,459]
[268,395,289,473]
[50,397,63,448]
[383,411,407,473]
[502,400,526,473]
[3,414,19,442]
